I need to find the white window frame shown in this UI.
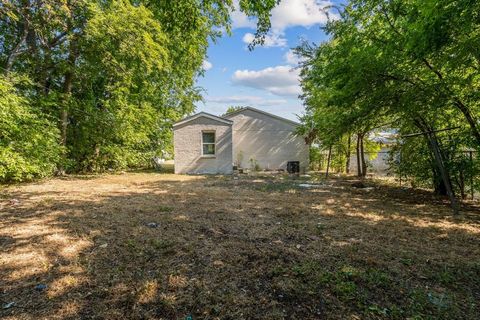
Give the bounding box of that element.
[201,130,216,157]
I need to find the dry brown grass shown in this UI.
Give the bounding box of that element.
[0,172,479,319]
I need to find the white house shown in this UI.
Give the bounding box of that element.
[173,107,309,174]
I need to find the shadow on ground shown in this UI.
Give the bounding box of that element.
[0,173,479,319]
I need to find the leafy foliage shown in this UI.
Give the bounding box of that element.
[0,75,60,182]
[297,0,480,201]
[223,105,246,116]
[0,0,277,180]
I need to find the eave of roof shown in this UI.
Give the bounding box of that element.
[173,112,233,128]
[222,107,300,126]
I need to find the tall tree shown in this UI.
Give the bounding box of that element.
[297,0,480,213]
[0,0,279,175]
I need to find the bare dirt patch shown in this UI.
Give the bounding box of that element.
[1,173,479,319]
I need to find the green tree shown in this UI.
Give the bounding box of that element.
[0,75,60,182]
[297,0,480,213]
[223,105,246,116]
[0,0,280,177]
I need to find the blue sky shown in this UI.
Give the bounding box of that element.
[196,0,339,121]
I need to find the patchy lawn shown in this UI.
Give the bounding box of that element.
[0,173,479,319]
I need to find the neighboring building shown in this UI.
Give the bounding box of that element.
[348,132,396,176]
[173,107,309,174]
[348,147,391,176]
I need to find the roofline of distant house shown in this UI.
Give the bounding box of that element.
[222,106,300,126]
[173,112,233,128]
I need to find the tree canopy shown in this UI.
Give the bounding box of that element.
[0,0,278,181]
[297,0,480,212]
[223,105,247,116]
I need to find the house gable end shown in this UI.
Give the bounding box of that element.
[173,112,233,129]
[222,107,300,127]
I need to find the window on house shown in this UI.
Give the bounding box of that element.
[202,131,215,155]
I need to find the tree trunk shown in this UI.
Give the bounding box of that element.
[433,169,447,196]
[470,151,474,200]
[60,72,72,145]
[428,133,459,214]
[415,117,459,214]
[346,134,351,174]
[454,100,480,147]
[325,145,332,179]
[4,21,28,74]
[356,133,362,177]
[58,42,77,174]
[360,134,367,177]
[459,168,466,200]
[422,59,480,147]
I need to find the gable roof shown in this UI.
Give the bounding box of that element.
[173,112,233,128]
[222,107,300,126]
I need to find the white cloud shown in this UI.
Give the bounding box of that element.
[242,32,287,48]
[231,0,337,32]
[206,95,287,106]
[232,65,301,96]
[230,1,257,29]
[202,60,213,71]
[233,0,336,50]
[270,0,335,31]
[283,49,305,65]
